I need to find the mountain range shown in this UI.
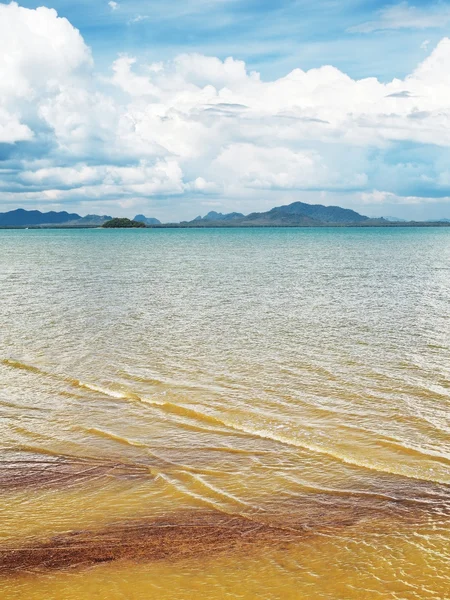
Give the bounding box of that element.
[192,211,244,223]
[0,209,112,228]
[178,202,378,227]
[1,203,450,228]
[134,214,161,225]
[185,202,372,226]
[176,203,450,227]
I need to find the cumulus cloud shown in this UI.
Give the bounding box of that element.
[0,107,34,143]
[2,2,450,218]
[0,2,91,95]
[0,1,92,146]
[108,1,119,10]
[209,144,367,191]
[18,159,184,195]
[349,2,450,33]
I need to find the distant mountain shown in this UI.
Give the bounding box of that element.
[183,202,376,227]
[0,208,81,227]
[192,211,244,223]
[0,209,111,228]
[73,214,112,225]
[134,214,161,225]
[241,202,371,225]
[381,216,407,223]
[3,204,450,229]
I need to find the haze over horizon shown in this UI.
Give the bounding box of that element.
[2,1,450,221]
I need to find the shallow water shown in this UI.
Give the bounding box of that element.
[0,228,449,599]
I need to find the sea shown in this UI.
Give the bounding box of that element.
[0,227,449,599]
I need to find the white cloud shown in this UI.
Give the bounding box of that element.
[20,164,100,187]
[18,159,185,195]
[129,15,148,24]
[0,2,91,97]
[360,190,450,205]
[0,2,92,144]
[111,56,159,97]
[210,144,367,191]
[360,190,398,204]
[349,2,450,33]
[108,1,119,10]
[108,41,450,154]
[0,107,34,143]
[186,178,220,193]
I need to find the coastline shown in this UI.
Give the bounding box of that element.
[2,222,450,230]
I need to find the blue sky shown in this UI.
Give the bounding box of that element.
[1,1,450,220]
[16,0,445,79]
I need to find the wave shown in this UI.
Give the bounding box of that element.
[3,358,450,486]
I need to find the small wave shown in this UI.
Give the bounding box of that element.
[2,359,46,374]
[4,358,449,485]
[74,426,148,449]
[74,382,132,400]
[0,399,43,411]
[157,471,238,514]
[207,419,450,486]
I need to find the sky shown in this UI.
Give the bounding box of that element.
[1,1,450,221]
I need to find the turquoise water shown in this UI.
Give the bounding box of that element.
[1,227,449,599]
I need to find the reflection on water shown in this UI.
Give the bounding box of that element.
[0,228,449,599]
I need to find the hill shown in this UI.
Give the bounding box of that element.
[239,202,372,226]
[382,216,407,223]
[192,211,244,223]
[0,209,112,228]
[102,218,146,228]
[70,214,113,226]
[176,202,379,227]
[0,209,81,227]
[134,214,161,225]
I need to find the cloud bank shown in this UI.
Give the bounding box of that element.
[2,2,450,219]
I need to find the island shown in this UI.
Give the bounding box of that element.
[102,218,146,228]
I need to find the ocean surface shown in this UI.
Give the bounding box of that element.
[0,227,449,599]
